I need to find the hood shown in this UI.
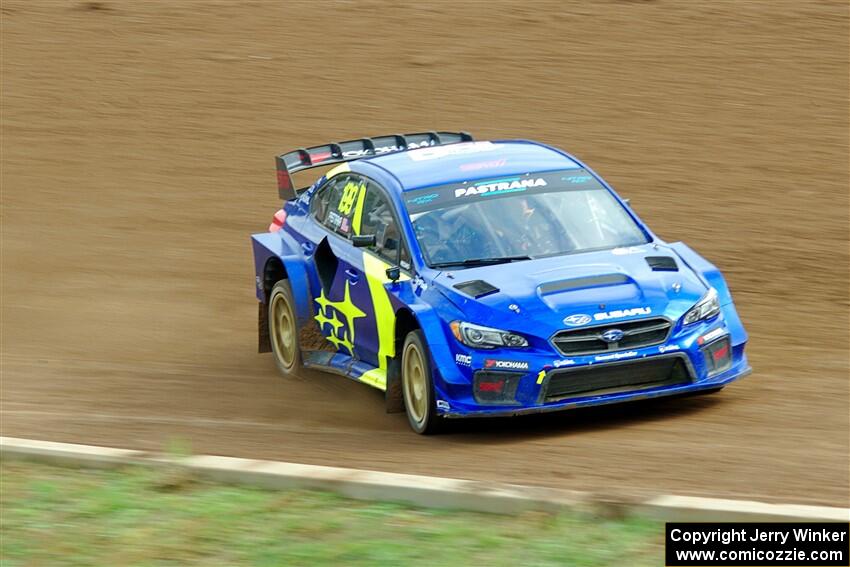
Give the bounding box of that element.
[434,243,707,337]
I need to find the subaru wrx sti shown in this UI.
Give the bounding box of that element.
[251,132,750,433]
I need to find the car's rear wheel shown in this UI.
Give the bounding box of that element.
[401,330,442,434]
[268,280,302,376]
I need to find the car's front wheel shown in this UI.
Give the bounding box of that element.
[268,280,302,376]
[401,330,442,434]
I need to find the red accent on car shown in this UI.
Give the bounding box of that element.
[712,344,730,361]
[478,379,505,392]
[484,359,496,368]
[268,209,287,232]
[311,151,332,163]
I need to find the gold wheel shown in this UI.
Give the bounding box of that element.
[270,286,297,370]
[402,341,428,426]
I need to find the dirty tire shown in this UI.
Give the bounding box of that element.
[401,329,443,434]
[268,280,302,376]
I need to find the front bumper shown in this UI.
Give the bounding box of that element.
[439,358,750,418]
[431,314,750,418]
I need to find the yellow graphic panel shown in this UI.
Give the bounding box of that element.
[338,180,363,215]
[313,281,365,356]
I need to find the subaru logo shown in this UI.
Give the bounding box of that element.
[563,314,592,327]
[601,329,625,343]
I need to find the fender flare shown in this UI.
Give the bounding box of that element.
[407,302,468,386]
[252,232,315,352]
[252,233,312,317]
[385,301,453,413]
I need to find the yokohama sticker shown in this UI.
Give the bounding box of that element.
[484,359,529,371]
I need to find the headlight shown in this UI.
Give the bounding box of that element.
[683,288,721,325]
[450,321,528,349]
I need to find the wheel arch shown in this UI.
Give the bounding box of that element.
[252,232,315,353]
[263,257,287,298]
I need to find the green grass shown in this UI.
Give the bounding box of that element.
[0,460,663,566]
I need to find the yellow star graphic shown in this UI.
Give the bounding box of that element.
[315,288,332,314]
[315,306,333,330]
[325,331,348,353]
[312,281,365,355]
[333,281,366,344]
[333,333,355,355]
[326,311,344,334]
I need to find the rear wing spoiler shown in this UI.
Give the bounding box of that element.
[275,131,473,200]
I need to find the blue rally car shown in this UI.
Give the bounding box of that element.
[251,132,750,433]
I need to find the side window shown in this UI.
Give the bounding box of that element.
[357,181,410,266]
[314,175,365,239]
[310,176,343,225]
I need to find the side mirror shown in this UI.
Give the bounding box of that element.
[385,266,401,282]
[623,198,631,206]
[352,234,376,248]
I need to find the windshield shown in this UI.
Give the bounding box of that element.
[403,169,648,268]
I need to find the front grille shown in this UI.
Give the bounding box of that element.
[551,317,671,356]
[543,356,691,402]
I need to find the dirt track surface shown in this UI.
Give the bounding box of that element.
[2,1,848,506]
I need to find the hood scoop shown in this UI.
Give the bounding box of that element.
[539,274,629,295]
[646,256,678,272]
[453,279,499,299]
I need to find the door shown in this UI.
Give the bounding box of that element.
[344,178,413,371]
[303,174,369,360]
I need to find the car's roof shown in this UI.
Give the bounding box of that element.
[357,140,581,192]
